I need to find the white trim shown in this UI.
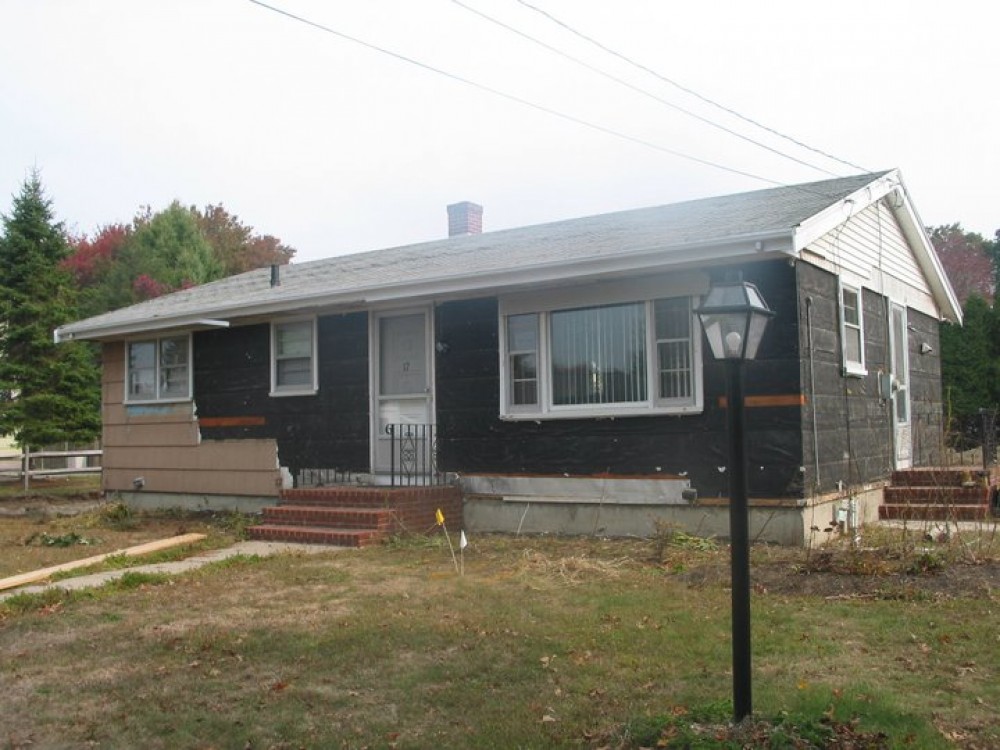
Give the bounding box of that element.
[794,169,961,324]
[794,172,900,251]
[369,306,436,474]
[269,316,318,397]
[123,334,193,404]
[889,302,912,469]
[57,317,229,343]
[838,281,867,377]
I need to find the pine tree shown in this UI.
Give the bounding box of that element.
[0,172,101,448]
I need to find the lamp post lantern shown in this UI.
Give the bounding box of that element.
[695,279,774,724]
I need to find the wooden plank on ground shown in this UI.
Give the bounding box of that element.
[0,533,207,593]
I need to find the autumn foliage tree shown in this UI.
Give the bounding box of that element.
[929,224,995,306]
[64,202,296,317]
[195,204,294,275]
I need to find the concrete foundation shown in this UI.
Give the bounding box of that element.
[116,491,274,515]
[460,474,885,546]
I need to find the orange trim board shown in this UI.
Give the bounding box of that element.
[198,416,267,428]
[717,394,807,408]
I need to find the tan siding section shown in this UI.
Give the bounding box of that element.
[100,342,281,498]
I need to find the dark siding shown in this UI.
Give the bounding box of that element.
[435,260,805,498]
[797,263,944,493]
[193,311,370,474]
[909,309,944,466]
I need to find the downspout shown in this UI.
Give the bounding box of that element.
[805,296,821,488]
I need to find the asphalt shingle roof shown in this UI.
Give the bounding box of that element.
[58,171,889,339]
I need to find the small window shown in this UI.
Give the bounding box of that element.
[271,319,317,395]
[507,314,539,409]
[840,284,866,376]
[655,297,693,402]
[126,335,191,403]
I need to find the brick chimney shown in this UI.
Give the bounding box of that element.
[447,201,483,237]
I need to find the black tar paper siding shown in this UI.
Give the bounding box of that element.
[193,311,370,474]
[434,260,806,498]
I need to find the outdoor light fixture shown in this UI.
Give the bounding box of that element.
[695,279,774,723]
[696,280,774,361]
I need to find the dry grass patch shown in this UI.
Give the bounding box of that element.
[1,530,998,748]
[0,499,252,581]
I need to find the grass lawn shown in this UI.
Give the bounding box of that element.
[1,517,998,748]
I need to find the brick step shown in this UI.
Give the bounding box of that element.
[247,524,385,547]
[280,487,396,507]
[879,504,993,522]
[883,486,993,506]
[280,486,461,508]
[261,505,394,530]
[890,468,991,488]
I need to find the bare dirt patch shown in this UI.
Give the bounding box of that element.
[0,476,102,518]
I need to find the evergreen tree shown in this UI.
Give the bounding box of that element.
[0,173,101,448]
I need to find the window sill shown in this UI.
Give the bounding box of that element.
[842,365,867,378]
[501,403,703,421]
[269,388,318,398]
[125,397,193,406]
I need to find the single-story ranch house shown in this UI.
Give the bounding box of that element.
[56,170,961,545]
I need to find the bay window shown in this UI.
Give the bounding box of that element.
[500,293,701,419]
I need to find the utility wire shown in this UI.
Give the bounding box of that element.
[247,0,795,188]
[514,0,871,174]
[450,0,840,178]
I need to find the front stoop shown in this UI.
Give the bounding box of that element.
[879,468,998,522]
[247,485,463,547]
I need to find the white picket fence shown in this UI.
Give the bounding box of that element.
[0,448,102,490]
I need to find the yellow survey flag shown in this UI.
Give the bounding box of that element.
[435,508,445,526]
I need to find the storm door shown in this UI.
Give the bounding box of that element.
[371,309,434,481]
[889,303,912,469]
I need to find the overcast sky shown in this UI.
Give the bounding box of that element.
[2,1,997,263]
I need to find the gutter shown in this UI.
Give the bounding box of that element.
[55,318,231,343]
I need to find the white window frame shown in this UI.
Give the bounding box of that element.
[270,317,318,397]
[499,291,703,420]
[839,282,867,377]
[124,334,192,404]
[505,313,541,415]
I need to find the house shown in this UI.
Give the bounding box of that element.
[55,170,961,544]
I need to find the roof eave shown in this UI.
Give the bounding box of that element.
[55,231,795,341]
[55,318,231,343]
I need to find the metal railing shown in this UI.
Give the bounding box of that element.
[385,423,443,487]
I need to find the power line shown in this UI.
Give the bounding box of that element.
[449,0,841,178]
[514,0,871,174]
[247,0,796,188]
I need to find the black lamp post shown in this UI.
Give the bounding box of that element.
[695,279,774,724]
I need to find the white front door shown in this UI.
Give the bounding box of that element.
[889,303,912,469]
[372,309,433,478]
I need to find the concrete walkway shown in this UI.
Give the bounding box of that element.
[0,540,339,602]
